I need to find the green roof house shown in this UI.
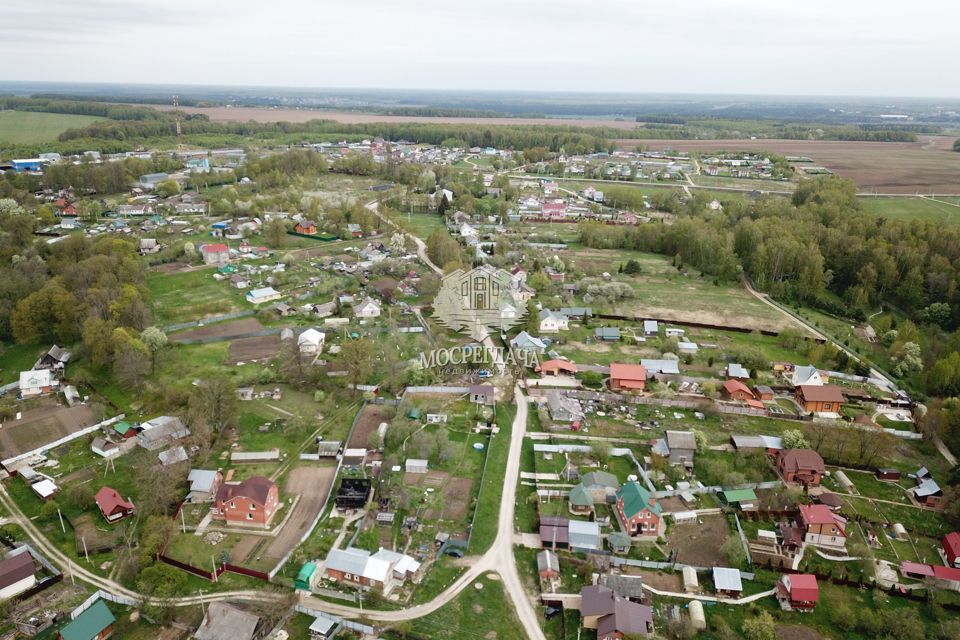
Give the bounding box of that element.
[615,481,665,538]
[113,421,135,438]
[721,488,758,510]
[568,484,593,514]
[607,531,633,554]
[58,600,115,640]
[295,561,317,591]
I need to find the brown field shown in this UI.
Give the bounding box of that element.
[615,136,960,194]
[257,465,337,568]
[171,318,264,342]
[665,515,730,567]
[347,404,393,450]
[0,402,96,461]
[158,104,644,129]
[226,335,279,364]
[70,513,122,554]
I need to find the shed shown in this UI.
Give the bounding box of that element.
[712,567,742,596]
[875,468,901,481]
[607,531,632,554]
[58,600,115,640]
[683,565,699,593]
[308,616,337,639]
[536,549,560,579]
[688,599,706,630]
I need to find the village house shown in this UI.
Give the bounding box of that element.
[580,584,655,639]
[538,309,569,333]
[797,504,847,550]
[795,384,844,414]
[546,391,584,424]
[37,344,71,371]
[0,551,37,600]
[246,287,282,305]
[777,448,825,486]
[580,471,620,503]
[537,359,577,376]
[754,385,775,401]
[723,378,755,401]
[540,516,570,550]
[295,220,318,235]
[229,274,249,289]
[94,486,135,523]
[137,415,190,451]
[214,476,280,526]
[790,364,827,386]
[594,327,621,342]
[19,369,59,398]
[654,430,697,469]
[193,602,263,640]
[777,574,820,611]
[57,599,115,640]
[510,331,547,354]
[726,363,750,379]
[297,328,325,355]
[186,469,223,503]
[615,481,664,538]
[469,384,495,406]
[201,243,230,265]
[353,297,382,319]
[609,362,647,392]
[568,484,593,514]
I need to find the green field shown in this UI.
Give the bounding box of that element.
[0,110,104,144]
[858,196,960,224]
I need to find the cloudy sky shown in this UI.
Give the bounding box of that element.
[1,0,957,97]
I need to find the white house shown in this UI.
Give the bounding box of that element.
[791,365,824,387]
[538,309,569,333]
[297,329,325,355]
[19,369,58,398]
[246,287,281,305]
[353,297,382,319]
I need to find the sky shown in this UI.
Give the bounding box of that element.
[1,0,958,98]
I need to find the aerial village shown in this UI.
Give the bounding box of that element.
[0,132,957,640]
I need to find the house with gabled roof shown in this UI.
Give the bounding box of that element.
[943,531,960,567]
[193,602,262,640]
[94,486,134,523]
[510,331,547,354]
[187,469,223,503]
[797,504,847,551]
[615,481,664,538]
[609,362,646,392]
[201,243,230,265]
[57,599,115,640]
[538,309,569,333]
[777,449,825,486]
[795,384,844,414]
[790,364,826,387]
[214,476,279,526]
[777,573,819,611]
[580,584,654,638]
[0,551,37,600]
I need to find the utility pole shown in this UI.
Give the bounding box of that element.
[173,95,185,154]
[82,536,89,563]
[212,555,218,582]
[181,507,186,534]
[57,508,65,533]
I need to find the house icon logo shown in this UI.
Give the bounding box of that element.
[432,265,528,341]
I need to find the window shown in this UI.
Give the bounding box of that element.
[250,503,256,510]
[461,281,469,296]
[230,501,235,509]
[247,512,253,520]
[824,403,832,410]
[474,276,487,291]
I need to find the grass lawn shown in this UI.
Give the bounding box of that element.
[0,110,103,144]
[0,342,45,381]
[859,196,960,224]
[383,574,521,640]
[469,404,515,554]
[394,211,448,240]
[147,268,246,326]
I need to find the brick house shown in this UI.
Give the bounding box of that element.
[943,532,960,567]
[795,384,844,414]
[200,243,230,265]
[797,504,847,551]
[614,481,664,538]
[213,476,279,526]
[295,220,317,235]
[777,449,825,486]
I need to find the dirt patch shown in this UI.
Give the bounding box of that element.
[347,405,393,449]
[657,497,688,513]
[616,302,796,333]
[70,513,122,554]
[441,476,474,521]
[627,568,683,592]
[172,318,264,342]
[776,624,823,640]
[0,402,96,460]
[613,136,960,194]
[226,335,280,364]
[258,465,337,567]
[666,515,731,567]
[229,534,263,564]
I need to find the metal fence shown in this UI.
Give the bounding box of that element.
[162,310,254,333]
[294,603,374,635]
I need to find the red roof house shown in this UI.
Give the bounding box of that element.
[94,486,135,523]
[609,363,647,392]
[200,243,230,265]
[943,532,960,567]
[537,360,578,376]
[777,573,819,611]
[723,379,755,401]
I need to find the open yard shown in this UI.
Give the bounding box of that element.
[859,195,960,224]
[347,404,394,450]
[665,515,731,567]
[0,110,104,144]
[0,401,96,461]
[170,317,264,342]
[613,136,960,194]
[147,269,245,326]
[226,335,280,364]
